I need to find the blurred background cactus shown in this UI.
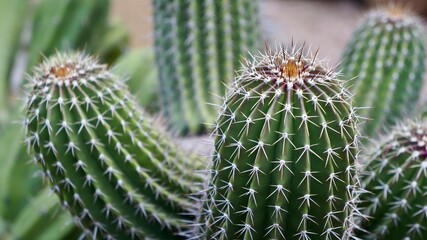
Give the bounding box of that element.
[153,0,262,135]
[341,4,426,138]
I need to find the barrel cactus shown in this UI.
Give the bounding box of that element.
[195,45,362,239]
[341,4,426,137]
[24,52,204,239]
[153,0,262,135]
[358,119,427,239]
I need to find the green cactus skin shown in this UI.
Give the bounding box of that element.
[153,0,262,135]
[0,115,80,240]
[341,5,426,138]
[195,45,362,240]
[357,119,427,239]
[24,52,203,239]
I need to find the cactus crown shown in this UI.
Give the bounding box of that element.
[359,119,427,239]
[29,53,104,85]
[196,44,363,240]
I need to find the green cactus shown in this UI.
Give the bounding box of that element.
[153,0,262,135]
[357,119,427,239]
[195,45,362,239]
[24,52,204,239]
[341,4,426,138]
[0,113,80,240]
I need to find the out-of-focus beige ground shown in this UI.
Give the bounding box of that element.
[111,0,154,48]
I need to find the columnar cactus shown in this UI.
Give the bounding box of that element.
[153,0,262,135]
[357,119,427,239]
[24,52,204,239]
[196,45,362,239]
[341,4,426,137]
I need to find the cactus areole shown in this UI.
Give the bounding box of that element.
[24,53,202,240]
[197,45,362,240]
[358,120,427,239]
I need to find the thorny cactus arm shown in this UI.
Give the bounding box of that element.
[195,44,363,240]
[341,4,426,137]
[24,52,204,240]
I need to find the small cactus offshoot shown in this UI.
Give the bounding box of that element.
[24,52,204,239]
[196,44,363,240]
[358,119,427,239]
[341,4,426,137]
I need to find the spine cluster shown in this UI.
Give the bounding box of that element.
[153,0,262,135]
[196,45,362,239]
[24,53,204,239]
[358,119,427,239]
[341,5,426,137]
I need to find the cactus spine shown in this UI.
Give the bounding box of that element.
[24,53,203,239]
[341,5,426,137]
[153,0,262,135]
[196,45,362,239]
[358,119,427,239]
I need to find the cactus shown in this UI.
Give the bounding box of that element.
[195,45,362,239]
[0,112,80,239]
[341,4,426,137]
[153,0,262,135]
[357,119,427,239]
[24,52,204,239]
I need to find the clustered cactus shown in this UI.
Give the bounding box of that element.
[24,53,204,239]
[357,119,427,239]
[3,1,427,240]
[341,4,426,137]
[153,0,262,135]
